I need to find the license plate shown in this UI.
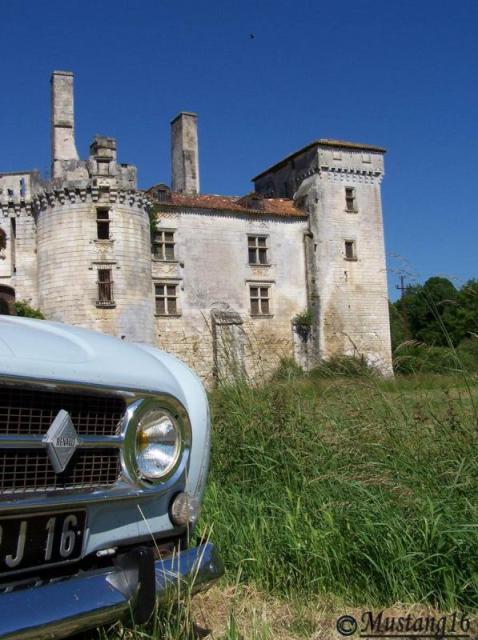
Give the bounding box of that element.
[0,510,86,576]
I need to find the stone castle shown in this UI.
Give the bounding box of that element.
[0,71,392,383]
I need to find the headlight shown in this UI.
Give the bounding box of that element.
[135,409,181,480]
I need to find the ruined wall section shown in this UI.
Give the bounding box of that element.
[151,208,308,385]
[297,147,392,374]
[0,172,40,306]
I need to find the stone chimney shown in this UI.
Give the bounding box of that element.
[171,112,199,194]
[89,136,117,162]
[51,70,79,178]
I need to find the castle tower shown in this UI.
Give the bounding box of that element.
[34,72,155,344]
[253,140,393,375]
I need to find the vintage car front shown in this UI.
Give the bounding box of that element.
[0,316,223,639]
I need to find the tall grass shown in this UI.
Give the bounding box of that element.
[200,372,478,610]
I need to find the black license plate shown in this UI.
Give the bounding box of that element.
[0,510,86,575]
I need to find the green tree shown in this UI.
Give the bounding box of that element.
[390,277,459,347]
[452,279,478,343]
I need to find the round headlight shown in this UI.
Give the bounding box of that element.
[136,409,181,480]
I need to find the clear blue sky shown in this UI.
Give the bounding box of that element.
[0,0,476,300]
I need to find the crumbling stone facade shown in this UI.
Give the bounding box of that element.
[0,71,393,383]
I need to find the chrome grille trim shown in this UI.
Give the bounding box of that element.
[0,435,123,448]
[0,386,126,436]
[0,375,191,513]
[0,382,126,496]
[0,449,120,495]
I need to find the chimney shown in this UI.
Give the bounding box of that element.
[171,112,199,194]
[51,70,79,178]
[89,136,117,162]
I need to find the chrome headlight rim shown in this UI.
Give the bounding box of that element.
[121,395,191,487]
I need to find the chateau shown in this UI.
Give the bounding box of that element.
[0,71,392,383]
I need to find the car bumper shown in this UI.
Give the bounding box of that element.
[0,543,223,640]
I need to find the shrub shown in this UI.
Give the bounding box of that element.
[14,300,44,319]
[269,357,304,383]
[292,309,313,342]
[310,354,376,378]
[393,340,478,375]
[457,337,478,372]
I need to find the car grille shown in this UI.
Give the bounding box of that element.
[0,449,121,495]
[0,386,126,496]
[0,387,125,436]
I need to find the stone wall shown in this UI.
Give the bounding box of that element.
[0,172,40,306]
[35,186,154,343]
[152,208,308,385]
[299,150,392,374]
[253,143,392,375]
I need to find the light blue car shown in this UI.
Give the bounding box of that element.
[0,316,223,639]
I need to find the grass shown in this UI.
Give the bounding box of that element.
[101,368,478,638]
[203,372,478,609]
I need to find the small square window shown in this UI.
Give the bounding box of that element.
[345,187,357,213]
[96,268,114,306]
[96,208,110,240]
[344,240,357,261]
[155,282,180,316]
[248,236,269,265]
[249,285,271,316]
[153,230,176,261]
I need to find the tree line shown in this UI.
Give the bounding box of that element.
[389,277,478,373]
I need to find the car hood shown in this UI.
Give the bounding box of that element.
[0,317,186,404]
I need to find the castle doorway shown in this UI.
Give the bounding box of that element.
[211,308,245,385]
[0,285,16,315]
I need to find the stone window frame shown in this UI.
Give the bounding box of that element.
[345,186,358,213]
[154,280,181,317]
[95,262,115,308]
[247,234,270,266]
[344,239,357,262]
[248,282,273,318]
[96,207,111,241]
[152,229,177,262]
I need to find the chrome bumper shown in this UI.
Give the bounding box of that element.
[0,543,223,640]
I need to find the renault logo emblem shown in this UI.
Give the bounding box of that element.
[43,410,80,473]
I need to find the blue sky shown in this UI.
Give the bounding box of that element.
[0,0,476,300]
